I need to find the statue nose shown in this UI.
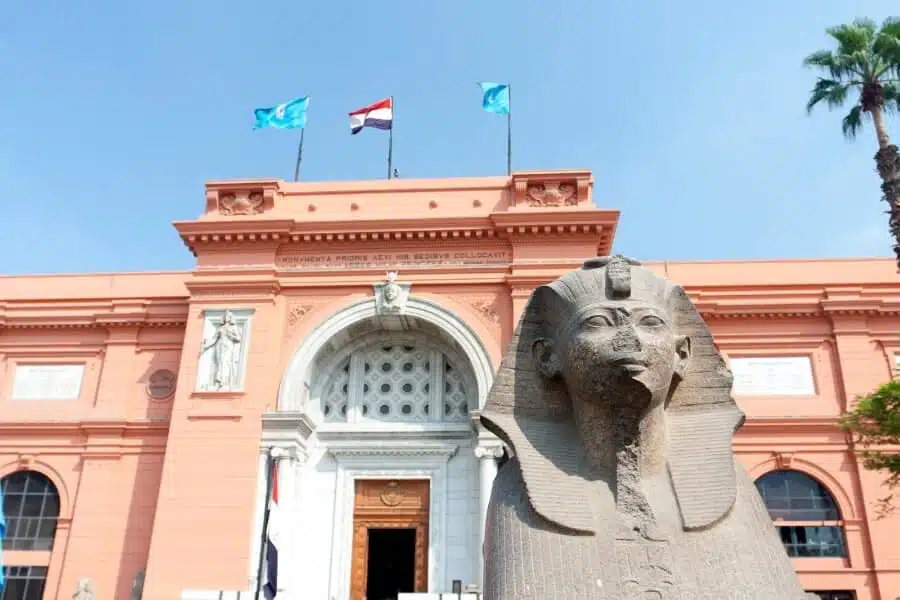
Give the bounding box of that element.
[611,326,641,353]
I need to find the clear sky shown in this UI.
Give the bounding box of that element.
[1,1,898,275]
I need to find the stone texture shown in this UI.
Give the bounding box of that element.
[480,256,814,599]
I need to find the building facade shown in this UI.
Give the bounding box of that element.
[0,171,898,600]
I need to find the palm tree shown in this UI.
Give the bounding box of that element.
[805,17,900,266]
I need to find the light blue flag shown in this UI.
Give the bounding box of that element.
[253,96,309,130]
[479,82,510,115]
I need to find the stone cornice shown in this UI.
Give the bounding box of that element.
[0,299,188,330]
[176,212,619,257]
[0,419,169,437]
[737,416,844,435]
[690,286,900,320]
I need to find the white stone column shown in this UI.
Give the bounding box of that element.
[474,443,503,588]
[248,448,269,593]
[274,447,301,600]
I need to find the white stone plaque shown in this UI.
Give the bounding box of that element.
[195,308,254,392]
[730,356,815,396]
[11,364,85,400]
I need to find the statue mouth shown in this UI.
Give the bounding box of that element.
[610,356,648,375]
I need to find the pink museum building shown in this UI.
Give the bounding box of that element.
[0,170,898,600]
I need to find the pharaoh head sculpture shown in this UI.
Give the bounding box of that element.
[481,256,745,534]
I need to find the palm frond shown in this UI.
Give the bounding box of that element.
[842,105,864,140]
[875,17,900,74]
[882,81,900,115]
[806,78,853,114]
[803,48,862,80]
[828,19,877,56]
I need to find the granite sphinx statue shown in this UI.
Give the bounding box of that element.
[480,256,815,600]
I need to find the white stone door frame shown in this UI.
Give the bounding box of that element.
[326,440,459,600]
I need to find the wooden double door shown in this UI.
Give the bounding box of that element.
[350,479,430,600]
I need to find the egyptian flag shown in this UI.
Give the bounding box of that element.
[349,97,393,134]
[263,461,280,600]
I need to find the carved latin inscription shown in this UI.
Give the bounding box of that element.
[730,356,816,396]
[12,364,85,400]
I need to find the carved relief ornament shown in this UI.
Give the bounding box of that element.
[526,181,577,207]
[374,272,411,315]
[218,191,264,215]
[287,303,313,329]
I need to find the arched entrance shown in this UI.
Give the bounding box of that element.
[261,296,496,600]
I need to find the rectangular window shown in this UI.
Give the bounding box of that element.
[778,525,845,557]
[11,364,84,401]
[730,356,815,396]
[1,566,48,600]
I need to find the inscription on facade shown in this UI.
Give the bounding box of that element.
[11,364,85,400]
[276,249,511,269]
[730,356,816,396]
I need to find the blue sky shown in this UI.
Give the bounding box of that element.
[1,1,897,275]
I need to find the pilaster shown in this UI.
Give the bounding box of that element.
[471,411,505,589]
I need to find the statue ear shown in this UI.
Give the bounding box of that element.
[674,335,691,378]
[532,338,562,379]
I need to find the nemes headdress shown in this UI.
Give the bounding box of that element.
[481,256,745,534]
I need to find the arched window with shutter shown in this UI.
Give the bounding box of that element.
[755,470,847,558]
[1,470,61,600]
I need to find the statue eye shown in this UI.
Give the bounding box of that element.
[638,315,665,327]
[583,315,613,328]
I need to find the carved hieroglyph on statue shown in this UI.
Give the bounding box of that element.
[196,308,254,392]
[480,256,817,600]
[374,271,411,315]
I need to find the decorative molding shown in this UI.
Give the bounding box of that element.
[526,181,577,207]
[205,181,278,216]
[474,444,504,459]
[374,271,411,315]
[260,411,315,461]
[286,303,314,329]
[278,297,495,414]
[326,440,460,458]
[185,279,281,300]
[736,416,843,435]
[0,300,188,330]
[511,170,592,208]
[773,451,795,469]
[146,369,177,400]
[461,296,499,324]
[219,191,264,216]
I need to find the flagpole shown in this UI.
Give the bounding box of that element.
[293,128,305,182]
[506,85,512,176]
[387,95,394,180]
[254,448,278,599]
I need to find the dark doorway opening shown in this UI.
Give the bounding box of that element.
[366,528,417,600]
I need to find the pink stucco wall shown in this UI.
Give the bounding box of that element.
[0,171,898,599]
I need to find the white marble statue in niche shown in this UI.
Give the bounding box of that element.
[72,578,96,600]
[197,309,251,391]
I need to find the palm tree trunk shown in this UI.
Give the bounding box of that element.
[873,105,900,267]
[872,105,892,149]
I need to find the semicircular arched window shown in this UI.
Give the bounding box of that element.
[755,470,846,558]
[1,470,61,600]
[321,341,472,424]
